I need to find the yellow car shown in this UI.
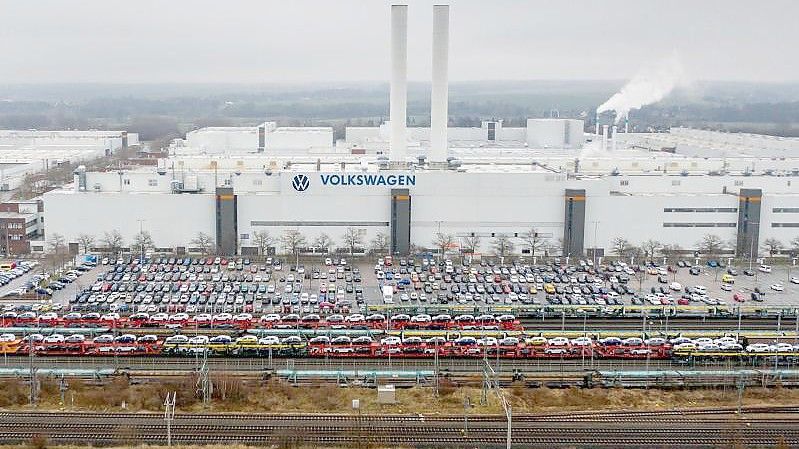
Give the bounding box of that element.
[721,274,735,284]
[543,283,556,294]
[525,336,548,346]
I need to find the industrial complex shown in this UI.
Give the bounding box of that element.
[37,4,799,259]
[0,3,798,449]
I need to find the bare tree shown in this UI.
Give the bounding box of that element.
[370,232,389,254]
[251,230,275,256]
[492,233,515,257]
[432,232,455,257]
[640,239,662,260]
[190,232,214,255]
[48,233,66,255]
[132,231,155,253]
[520,228,548,258]
[698,234,724,258]
[76,233,96,254]
[313,233,333,253]
[611,237,632,258]
[101,230,125,255]
[762,238,783,257]
[545,238,564,257]
[660,243,682,260]
[461,234,481,254]
[341,227,364,255]
[47,233,68,270]
[791,237,799,256]
[280,229,306,256]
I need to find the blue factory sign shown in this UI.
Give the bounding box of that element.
[320,174,416,187]
[292,173,416,192]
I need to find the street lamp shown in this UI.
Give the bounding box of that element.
[137,219,147,263]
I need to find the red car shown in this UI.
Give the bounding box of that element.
[733,293,744,303]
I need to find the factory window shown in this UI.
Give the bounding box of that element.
[487,122,496,141]
[123,179,130,185]
[663,222,736,228]
[773,208,799,213]
[251,220,389,227]
[619,180,629,186]
[664,207,737,213]
[224,179,232,186]
[148,179,158,187]
[239,233,249,240]
[252,179,262,186]
[772,223,799,228]
[734,180,744,186]
[671,180,681,186]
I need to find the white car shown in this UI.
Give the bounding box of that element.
[258,336,281,345]
[746,343,772,353]
[669,282,682,291]
[771,283,784,292]
[570,337,593,346]
[547,337,570,346]
[188,336,209,345]
[43,334,65,344]
[720,283,733,291]
[791,276,799,285]
[0,333,16,342]
[759,265,772,273]
[380,336,402,346]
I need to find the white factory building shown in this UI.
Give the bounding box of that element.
[0,130,138,191]
[41,4,799,259]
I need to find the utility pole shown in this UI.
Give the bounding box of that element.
[137,219,146,263]
[484,360,512,449]
[198,349,212,407]
[163,391,176,447]
[59,375,69,408]
[28,336,37,406]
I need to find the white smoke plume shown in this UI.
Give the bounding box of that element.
[597,53,686,123]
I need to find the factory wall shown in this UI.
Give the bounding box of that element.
[526,119,584,149]
[43,169,799,257]
[43,191,215,249]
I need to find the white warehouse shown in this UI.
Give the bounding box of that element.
[0,130,138,191]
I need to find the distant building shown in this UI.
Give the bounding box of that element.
[0,200,43,255]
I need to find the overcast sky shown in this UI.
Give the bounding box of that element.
[1,0,796,84]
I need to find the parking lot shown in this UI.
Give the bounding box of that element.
[0,254,791,318]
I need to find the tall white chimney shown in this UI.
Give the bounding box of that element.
[429,5,449,163]
[389,5,408,164]
[624,113,629,133]
[611,125,617,151]
[602,125,609,151]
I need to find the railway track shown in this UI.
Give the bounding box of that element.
[0,355,761,373]
[0,407,795,448]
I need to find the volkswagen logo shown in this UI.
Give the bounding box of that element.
[291,174,310,192]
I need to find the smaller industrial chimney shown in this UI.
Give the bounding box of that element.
[602,125,609,151]
[611,125,617,151]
